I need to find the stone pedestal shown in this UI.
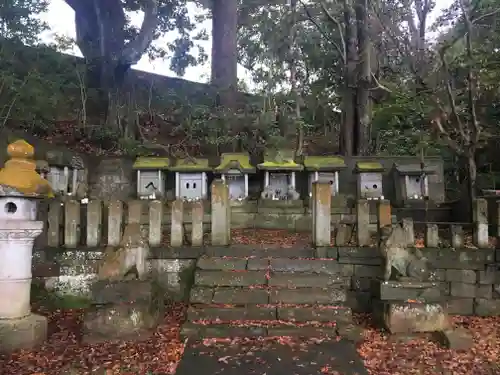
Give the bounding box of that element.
[0,140,54,353]
[82,280,164,343]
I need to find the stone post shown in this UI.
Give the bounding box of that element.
[450,224,464,248]
[64,199,80,248]
[0,140,54,352]
[148,200,163,247]
[402,218,415,247]
[191,201,204,246]
[377,200,392,231]
[312,182,331,252]
[496,201,500,238]
[425,224,439,248]
[211,180,230,246]
[171,199,184,247]
[473,198,488,248]
[356,199,370,246]
[107,200,123,246]
[86,200,102,247]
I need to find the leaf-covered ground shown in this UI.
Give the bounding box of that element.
[2,308,500,375]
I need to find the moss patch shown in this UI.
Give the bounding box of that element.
[170,158,211,171]
[133,157,170,170]
[258,149,303,171]
[355,161,384,172]
[31,282,91,310]
[304,156,346,170]
[215,153,256,173]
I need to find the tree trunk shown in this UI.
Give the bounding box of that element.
[342,0,357,156]
[211,0,239,151]
[467,151,477,222]
[355,0,371,155]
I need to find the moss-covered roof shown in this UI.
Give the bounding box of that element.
[394,163,436,176]
[258,149,303,171]
[215,153,256,173]
[304,156,346,171]
[355,161,384,173]
[170,157,211,171]
[133,157,171,170]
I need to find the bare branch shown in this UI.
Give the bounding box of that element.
[319,1,346,64]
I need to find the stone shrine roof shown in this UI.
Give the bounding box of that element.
[0,140,53,198]
[354,161,384,173]
[133,157,171,170]
[170,157,211,172]
[303,156,346,171]
[258,149,303,171]
[394,163,436,176]
[215,153,256,174]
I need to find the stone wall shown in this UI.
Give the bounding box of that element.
[32,246,500,316]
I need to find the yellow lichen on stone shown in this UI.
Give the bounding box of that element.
[304,156,346,170]
[0,140,54,197]
[356,161,384,172]
[258,149,303,171]
[215,153,255,173]
[170,158,211,171]
[132,157,170,170]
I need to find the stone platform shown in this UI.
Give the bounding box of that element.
[0,313,47,353]
[175,338,368,375]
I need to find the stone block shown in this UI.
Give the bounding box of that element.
[0,313,47,353]
[372,280,444,302]
[445,298,474,315]
[338,257,383,266]
[277,306,352,322]
[433,328,473,350]
[337,247,381,258]
[270,289,346,304]
[197,257,247,271]
[428,269,446,282]
[194,271,266,286]
[421,248,494,269]
[478,265,498,285]
[476,285,493,299]
[269,273,348,288]
[187,306,275,321]
[270,259,353,276]
[378,301,451,334]
[474,298,500,316]
[445,269,477,284]
[356,200,370,246]
[450,282,476,298]
[90,280,159,305]
[246,259,269,270]
[212,288,269,304]
[190,287,214,304]
[83,302,162,343]
[353,265,383,278]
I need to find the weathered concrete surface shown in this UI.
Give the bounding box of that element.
[175,339,368,375]
[0,313,47,353]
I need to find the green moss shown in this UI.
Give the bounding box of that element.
[304,156,346,170]
[215,153,256,173]
[31,283,91,310]
[258,149,303,171]
[170,158,211,171]
[133,157,170,170]
[355,161,384,172]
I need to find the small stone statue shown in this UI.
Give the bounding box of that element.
[97,223,150,281]
[286,186,300,200]
[261,186,274,199]
[379,223,430,282]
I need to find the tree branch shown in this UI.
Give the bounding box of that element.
[121,0,159,65]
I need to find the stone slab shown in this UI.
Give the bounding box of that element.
[175,338,369,375]
[371,280,445,302]
[194,271,267,287]
[187,306,276,321]
[212,288,270,304]
[197,257,248,271]
[190,287,214,304]
[270,289,346,304]
[374,301,451,334]
[90,280,158,305]
[270,259,353,275]
[269,273,348,288]
[433,328,473,350]
[0,313,47,353]
[277,306,352,322]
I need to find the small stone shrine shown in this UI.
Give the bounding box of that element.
[214,153,255,200]
[45,150,85,197]
[258,149,302,200]
[393,162,436,203]
[171,157,211,200]
[133,157,170,199]
[0,140,54,353]
[304,155,346,197]
[354,161,384,200]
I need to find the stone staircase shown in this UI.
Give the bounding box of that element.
[181,247,361,340]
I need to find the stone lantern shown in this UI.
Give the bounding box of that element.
[0,140,53,353]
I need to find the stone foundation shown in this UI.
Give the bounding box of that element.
[0,313,47,353]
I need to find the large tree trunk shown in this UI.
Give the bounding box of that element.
[342,0,357,156]
[355,0,371,155]
[211,0,238,150]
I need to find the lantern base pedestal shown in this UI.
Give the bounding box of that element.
[0,313,47,353]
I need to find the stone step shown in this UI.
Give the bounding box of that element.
[205,247,315,258]
[186,304,352,322]
[190,286,348,304]
[195,257,353,275]
[181,322,363,342]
